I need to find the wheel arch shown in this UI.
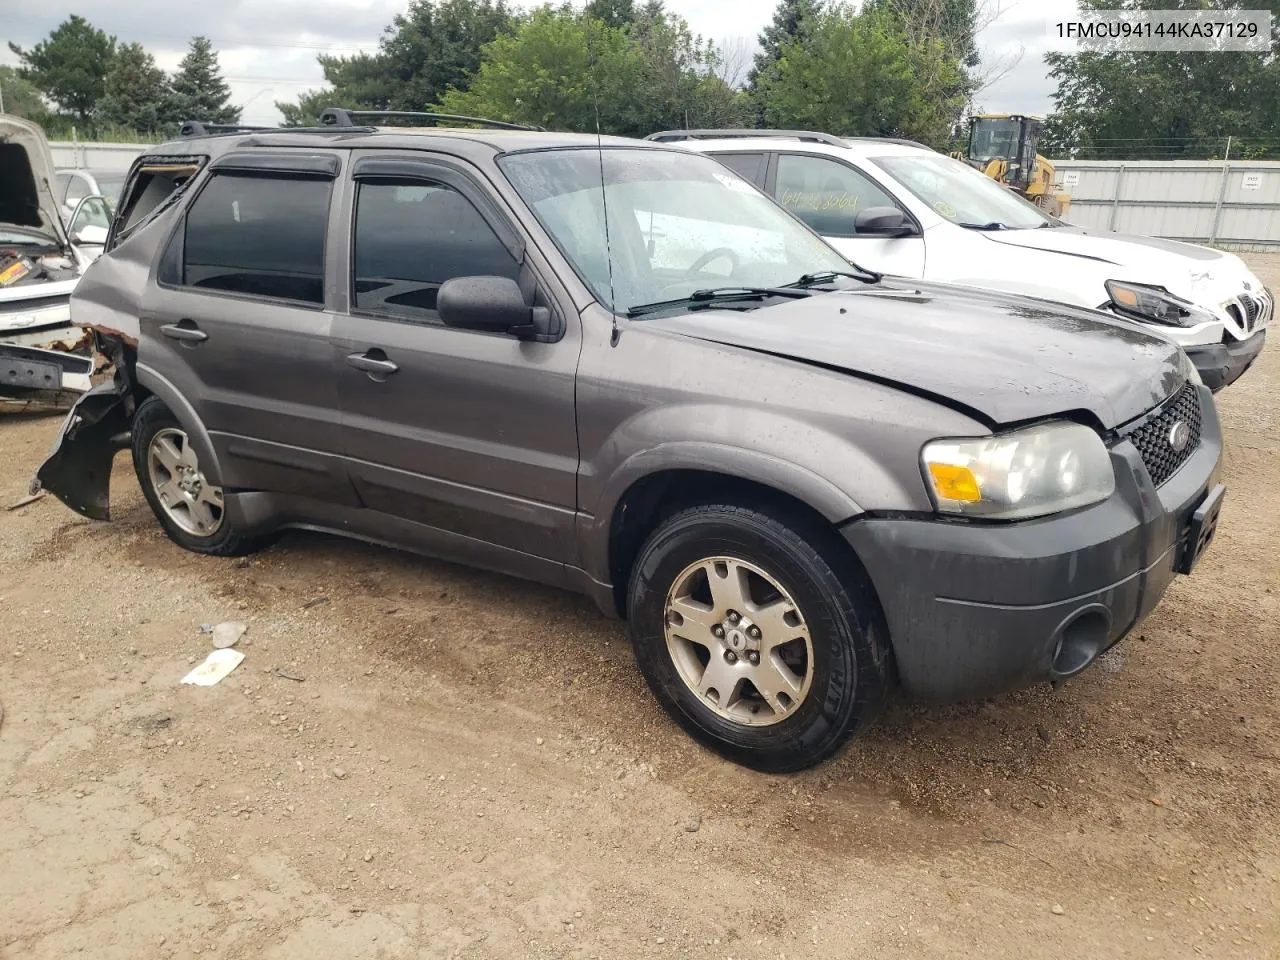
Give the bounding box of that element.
[133,362,224,485]
[600,460,865,620]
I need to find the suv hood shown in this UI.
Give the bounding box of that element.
[983,226,1255,288]
[647,280,1185,430]
[0,114,69,248]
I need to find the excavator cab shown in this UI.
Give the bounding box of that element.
[965,114,1043,191]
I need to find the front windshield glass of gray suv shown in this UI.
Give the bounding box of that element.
[500,148,854,314]
[874,153,1055,230]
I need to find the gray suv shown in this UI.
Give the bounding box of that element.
[35,110,1225,771]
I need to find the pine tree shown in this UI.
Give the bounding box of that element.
[171,36,239,124]
[747,0,823,94]
[98,43,179,134]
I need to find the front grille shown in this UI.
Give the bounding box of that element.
[1226,303,1245,327]
[1124,383,1202,487]
[1241,295,1260,331]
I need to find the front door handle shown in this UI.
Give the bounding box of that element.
[160,320,208,345]
[346,350,399,379]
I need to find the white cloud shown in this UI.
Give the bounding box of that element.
[4,0,1073,127]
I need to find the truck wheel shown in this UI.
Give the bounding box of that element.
[627,503,889,772]
[131,396,262,557]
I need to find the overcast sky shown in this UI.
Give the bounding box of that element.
[2,0,1080,126]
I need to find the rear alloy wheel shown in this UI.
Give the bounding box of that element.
[131,396,263,556]
[628,503,890,772]
[147,427,225,537]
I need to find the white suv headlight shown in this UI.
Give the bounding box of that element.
[922,422,1115,520]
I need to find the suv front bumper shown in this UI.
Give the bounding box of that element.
[1184,329,1266,392]
[844,384,1224,703]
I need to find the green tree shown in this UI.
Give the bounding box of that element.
[436,4,748,136]
[277,0,517,124]
[748,0,823,94]
[97,43,178,134]
[0,65,47,119]
[7,15,116,123]
[171,36,239,124]
[585,0,637,27]
[1042,0,1280,159]
[753,3,964,147]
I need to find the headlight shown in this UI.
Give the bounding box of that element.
[1105,280,1215,328]
[922,422,1115,519]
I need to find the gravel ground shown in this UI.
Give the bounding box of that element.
[2,254,1278,960]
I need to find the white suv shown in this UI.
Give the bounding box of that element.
[650,129,1270,391]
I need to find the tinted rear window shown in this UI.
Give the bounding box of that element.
[183,173,330,304]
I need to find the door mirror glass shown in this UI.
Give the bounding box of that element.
[852,206,915,237]
[438,276,533,335]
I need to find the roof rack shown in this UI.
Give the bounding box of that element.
[646,129,848,147]
[317,108,542,132]
[179,120,276,138]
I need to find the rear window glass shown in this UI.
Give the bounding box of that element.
[182,173,330,304]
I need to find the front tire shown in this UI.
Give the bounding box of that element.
[627,503,890,772]
[131,396,262,556]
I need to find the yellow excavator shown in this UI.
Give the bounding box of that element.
[956,114,1072,217]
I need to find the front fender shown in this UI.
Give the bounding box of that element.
[577,404,926,588]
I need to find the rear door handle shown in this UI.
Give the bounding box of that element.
[160,320,208,344]
[346,351,399,378]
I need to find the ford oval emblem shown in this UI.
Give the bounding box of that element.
[1169,420,1192,452]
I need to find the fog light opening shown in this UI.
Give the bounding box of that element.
[1050,608,1111,677]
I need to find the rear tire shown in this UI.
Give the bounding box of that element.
[627,503,889,772]
[131,396,263,556]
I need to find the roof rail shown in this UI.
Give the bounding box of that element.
[646,129,848,147]
[848,136,934,151]
[317,107,542,132]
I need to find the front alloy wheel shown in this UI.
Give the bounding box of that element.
[628,503,890,772]
[664,557,813,725]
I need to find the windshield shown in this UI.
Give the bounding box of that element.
[969,118,1020,163]
[499,148,852,314]
[873,154,1055,230]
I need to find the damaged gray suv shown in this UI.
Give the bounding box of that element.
[35,110,1225,771]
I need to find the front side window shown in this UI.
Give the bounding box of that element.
[774,154,900,237]
[499,148,848,315]
[182,172,330,304]
[874,153,1054,230]
[351,180,521,323]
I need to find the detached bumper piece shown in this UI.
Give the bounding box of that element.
[1184,329,1266,392]
[845,384,1224,703]
[0,342,93,396]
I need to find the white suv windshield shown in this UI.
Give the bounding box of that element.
[500,148,850,313]
[873,154,1055,231]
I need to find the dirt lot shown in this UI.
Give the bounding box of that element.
[2,255,1278,960]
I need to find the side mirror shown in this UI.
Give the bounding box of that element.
[438,276,541,337]
[854,206,916,237]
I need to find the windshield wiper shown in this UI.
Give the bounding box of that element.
[957,221,1009,231]
[625,286,812,318]
[787,267,881,287]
